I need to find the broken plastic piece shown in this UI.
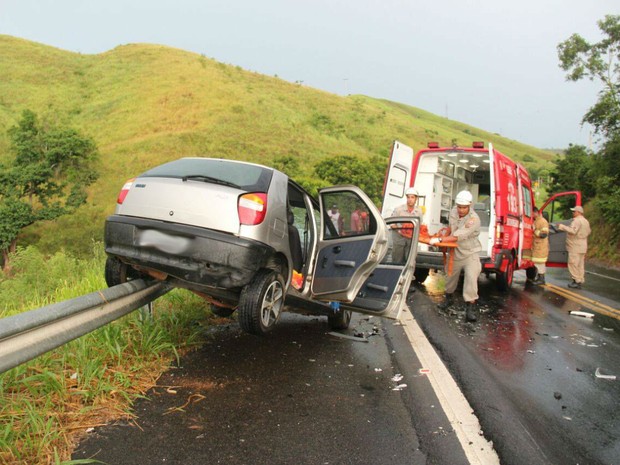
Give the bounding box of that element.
[391,374,404,383]
[327,331,369,343]
[419,368,431,375]
[595,367,617,380]
[569,310,594,318]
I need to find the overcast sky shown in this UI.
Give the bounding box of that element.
[1,0,617,148]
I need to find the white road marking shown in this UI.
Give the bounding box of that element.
[399,306,500,465]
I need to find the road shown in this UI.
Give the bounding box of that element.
[74,264,620,465]
[412,266,620,465]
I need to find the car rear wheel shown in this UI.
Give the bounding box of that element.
[238,269,285,335]
[211,305,235,318]
[496,257,515,291]
[105,256,141,287]
[328,309,352,330]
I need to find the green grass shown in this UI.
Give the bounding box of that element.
[0,34,558,258]
[0,245,218,465]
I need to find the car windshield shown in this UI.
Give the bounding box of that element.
[140,158,274,191]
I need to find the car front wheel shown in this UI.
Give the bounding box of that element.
[238,269,285,335]
[328,309,352,330]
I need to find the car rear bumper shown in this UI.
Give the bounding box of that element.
[104,215,276,290]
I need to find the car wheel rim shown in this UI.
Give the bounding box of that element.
[260,280,284,328]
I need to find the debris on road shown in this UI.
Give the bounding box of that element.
[595,367,617,380]
[392,384,408,391]
[164,393,206,415]
[327,331,369,343]
[391,374,404,383]
[569,310,594,318]
[553,391,562,400]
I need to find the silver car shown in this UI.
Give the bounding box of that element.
[104,157,418,335]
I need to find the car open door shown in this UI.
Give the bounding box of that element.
[309,186,388,302]
[309,186,418,319]
[338,216,419,319]
[539,191,582,267]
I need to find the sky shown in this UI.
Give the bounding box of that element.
[0,0,617,149]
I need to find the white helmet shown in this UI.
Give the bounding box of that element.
[455,190,473,206]
[405,187,419,196]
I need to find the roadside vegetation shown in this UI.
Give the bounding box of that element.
[0,245,213,464]
[553,14,620,265]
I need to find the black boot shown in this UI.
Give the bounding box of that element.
[465,302,478,322]
[568,280,581,289]
[437,294,454,311]
[533,274,545,285]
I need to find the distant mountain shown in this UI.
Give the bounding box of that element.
[0,35,556,256]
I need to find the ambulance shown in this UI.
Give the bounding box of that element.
[381,141,580,290]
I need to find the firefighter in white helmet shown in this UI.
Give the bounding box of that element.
[430,190,482,322]
[390,187,423,265]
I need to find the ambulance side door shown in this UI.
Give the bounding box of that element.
[539,191,582,266]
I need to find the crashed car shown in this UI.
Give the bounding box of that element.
[104,157,419,335]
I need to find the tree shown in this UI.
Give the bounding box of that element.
[548,144,596,198]
[0,110,99,272]
[557,15,620,138]
[314,155,386,205]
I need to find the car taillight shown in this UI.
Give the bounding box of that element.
[117,178,135,205]
[238,193,268,225]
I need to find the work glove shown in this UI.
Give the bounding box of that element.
[429,237,441,245]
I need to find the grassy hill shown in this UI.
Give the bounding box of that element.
[0,35,557,257]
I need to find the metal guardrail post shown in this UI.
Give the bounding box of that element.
[0,279,171,374]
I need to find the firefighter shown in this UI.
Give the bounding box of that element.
[556,205,591,289]
[390,187,423,264]
[532,207,549,284]
[431,190,482,322]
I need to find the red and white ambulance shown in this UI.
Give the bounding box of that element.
[381,140,580,290]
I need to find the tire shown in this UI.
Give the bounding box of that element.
[328,309,352,330]
[496,257,515,292]
[105,256,137,287]
[211,305,235,318]
[525,266,538,281]
[414,268,430,284]
[238,269,285,335]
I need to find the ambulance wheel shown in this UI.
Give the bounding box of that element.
[496,258,515,292]
[526,266,538,281]
[414,268,430,284]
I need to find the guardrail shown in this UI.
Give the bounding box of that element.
[0,279,172,374]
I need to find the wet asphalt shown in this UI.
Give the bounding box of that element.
[412,266,620,465]
[73,311,467,465]
[73,264,620,465]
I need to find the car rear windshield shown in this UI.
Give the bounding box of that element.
[140,158,274,191]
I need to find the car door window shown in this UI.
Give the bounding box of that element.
[321,191,375,239]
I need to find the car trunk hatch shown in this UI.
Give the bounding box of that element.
[118,177,242,234]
